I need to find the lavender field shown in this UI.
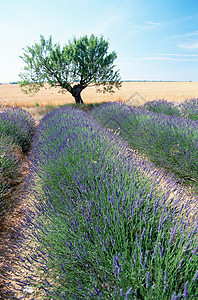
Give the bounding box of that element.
[0,103,198,299]
[91,100,198,192]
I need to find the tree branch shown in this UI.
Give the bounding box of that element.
[42,58,72,93]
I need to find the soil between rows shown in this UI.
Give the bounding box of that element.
[0,151,29,299]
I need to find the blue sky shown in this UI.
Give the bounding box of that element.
[0,0,198,82]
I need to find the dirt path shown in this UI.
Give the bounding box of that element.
[0,150,30,299]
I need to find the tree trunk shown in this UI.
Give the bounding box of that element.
[71,84,84,104]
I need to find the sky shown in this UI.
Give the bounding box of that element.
[0,0,198,82]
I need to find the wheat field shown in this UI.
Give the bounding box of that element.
[0,82,198,108]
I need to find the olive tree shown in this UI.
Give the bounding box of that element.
[19,34,122,104]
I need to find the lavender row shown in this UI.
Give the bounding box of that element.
[0,136,21,220]
[143,99,198,121]
[11,106,198,299]
[90,102,198,190]
[0,107,36,152]
[0,107,36,220]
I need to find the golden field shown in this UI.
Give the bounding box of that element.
[0,81,198,108]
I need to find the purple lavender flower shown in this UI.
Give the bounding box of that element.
[153,244,157,259]
[141,227,146,240]
[193,270,198,282]
[171,292,182,300]
[149,228,153,240]
[146,271,150,288]
[125,287,133,299]
[113,253,123,280]
[177,259,184,270]
[92,283,102,296]
[144,251,149,269]
[183,281,189,299]
[164,269,167,284]
[192,244,198,255]
[183,240,192,250]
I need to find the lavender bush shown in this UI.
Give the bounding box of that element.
[179,98,198,121]
[11,107,197,299]
[0,107,36,152]
[143,100,181,117]
[143,98,198,121]
[90,102,198,191]
[0,135,21,220]
[0,107,35,221]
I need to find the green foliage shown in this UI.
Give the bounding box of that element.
[19,34,122,102]
[65,35,121,92]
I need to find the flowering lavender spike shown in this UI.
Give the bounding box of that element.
[125,287,133,299]
[178,235,184,248]
[92,283,102,296]
[183,240,192,250]
[87,288,95,297]
[149,228,153,240]
[164,269,167,284]
[144,250,149,269]
[153,244,157,259]
[140,252,144,267]
[177,258,184,270]
[158,243,165,259]
[60,263,67,274]
[141,227,146,240]
[171,292,182,300]
[146,271,150,288]
[183,281,189,299]
[192,244,198,255]
[193,270,198,282]
[113,253,123,280]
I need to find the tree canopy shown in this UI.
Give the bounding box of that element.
[19,34,122,104]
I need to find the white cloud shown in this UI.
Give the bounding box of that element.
[186,31,198,37]
[143,56,198,61]
[146,21,161,26]
[155,53,198,57]
[178,42,198,49]
[122,53,198,62]
[129,20,161,31]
